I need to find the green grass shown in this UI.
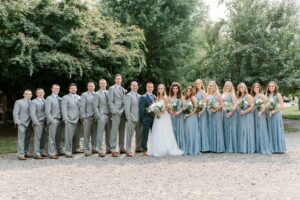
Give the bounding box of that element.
[284,125,299,133]
[0,136,16,154]
[282,106,300,120]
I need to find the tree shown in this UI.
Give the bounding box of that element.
[192,0,300,90]
[100,0,207,89]
[0,0,146,96]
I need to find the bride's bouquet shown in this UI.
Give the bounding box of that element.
[147,101,164,119]
[183,101,193,119]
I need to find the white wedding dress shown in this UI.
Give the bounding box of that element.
[148,100,184,157]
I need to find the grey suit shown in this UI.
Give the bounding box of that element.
[13,99,33,158]
[108,85,127,152]
[30,98,47,157]
[45,94,62,156]
[61,93,81,155]
[93,90,112,153]
[80,91,97,153]
[124,91,142,153]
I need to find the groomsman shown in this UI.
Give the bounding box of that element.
[30,88,47,159]
[124,81,142,157]
[93,79,112,157]
[139,82,155,156]
[61,83,81,158]
[80,82,97,156]
[108,74,127,157]
[45,84,63,159]
[13,89,33,160]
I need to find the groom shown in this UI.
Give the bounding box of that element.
[139,82,155,156]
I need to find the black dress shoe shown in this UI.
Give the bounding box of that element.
[106,150,112,154]
[119,148,126,154]
[41,153,48,157]
[25,154,33,158]
[92,150,98,154]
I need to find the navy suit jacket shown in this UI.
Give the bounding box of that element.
[139,93,155,122]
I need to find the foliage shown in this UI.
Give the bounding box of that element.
[100,0,208,89]
[190,0,300,91]
[0,0,146,95]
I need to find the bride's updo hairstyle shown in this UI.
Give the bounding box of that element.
[157,84,167,100]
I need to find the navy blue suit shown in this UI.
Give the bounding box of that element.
[139,93,155,151]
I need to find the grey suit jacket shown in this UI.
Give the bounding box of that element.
[61,93,80,124]
[13,99,31,127]
[124,91,140,122]
[79,91,95,119]
[30,98,47,125]
[45,94,61,124]
[93,90,110,119]
[108,85,127,114]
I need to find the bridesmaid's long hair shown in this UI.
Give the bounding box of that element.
[266,81,279,96]
[236,82,249,98]
[223,81,236,98]
[193,79,205,95]
[157,84,167,100]
[184,86,193,100]
[206,81,220,96]
[169,82,182,99]
[250,83,263,97]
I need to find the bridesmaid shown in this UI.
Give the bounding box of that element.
[207,81,225,153]
[183,86,200,155]
[251,83,272,154]
[193,79,209,152]
[222,81,238,153]
[237,83,255,153]
[169,82,186,152]
[266,81,286,153]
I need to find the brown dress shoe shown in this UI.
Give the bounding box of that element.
[143,152,149,156]
[85,152,92,157]
[41,153,48,157]
[111,152,118,157]
[126,153,133,157]
[35,156,46,160]
[49,155,58,159]
[66,154,74,158]
[99,153,106,157]
[18,157,27,160]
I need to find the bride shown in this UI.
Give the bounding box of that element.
[148,84,183,157]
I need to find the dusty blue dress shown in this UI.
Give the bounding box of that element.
[207,94,225,153]
[266,94,286,153]
[195,91,210,152]
[222,94,238,153]
[253,95,272,154]
[238,95,255,153]
[170,96,186,152]
[184,99,201,155]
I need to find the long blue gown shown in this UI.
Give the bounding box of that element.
[207,94,225,153]
[253,94,272,154]
[184,98,201,155]
[195,91,210,152]
[266,94,286,153]
[222,94,238,153]
[170,96,187,153]
[238,95,255,153]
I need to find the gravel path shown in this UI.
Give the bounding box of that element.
[0,124,300,199]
